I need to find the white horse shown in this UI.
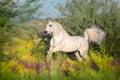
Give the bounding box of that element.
[43,21,105,61]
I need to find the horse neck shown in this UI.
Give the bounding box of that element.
[53,28,69,38]
[53,22,70,37]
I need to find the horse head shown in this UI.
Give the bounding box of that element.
[43,20,55,36]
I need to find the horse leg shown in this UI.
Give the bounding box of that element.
[79,50,89,61]
[46,46,58,62]
[46,51,53,62]
[46,47,54,62]
[74,51,82,61]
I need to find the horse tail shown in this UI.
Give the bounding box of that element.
[84,25,106,44]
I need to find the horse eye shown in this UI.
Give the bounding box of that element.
[49,24,52,27]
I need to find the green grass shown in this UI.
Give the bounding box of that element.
[0,46,120,80]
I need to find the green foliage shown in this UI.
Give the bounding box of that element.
[0,0,42,27]
[0,27,7,61]
[0,51,120,80]
[0,0,43,61]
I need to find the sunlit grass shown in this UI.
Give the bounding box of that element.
[0,36,120,80]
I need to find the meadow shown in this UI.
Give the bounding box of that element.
[0,20,120,80]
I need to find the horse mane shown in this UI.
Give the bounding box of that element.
[53,22,69,36]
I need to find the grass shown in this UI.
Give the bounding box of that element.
[0,53,120,80]
[0,37,120,80]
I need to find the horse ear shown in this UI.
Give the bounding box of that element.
[49,20,52,23]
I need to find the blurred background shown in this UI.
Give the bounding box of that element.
[0,0,120,80]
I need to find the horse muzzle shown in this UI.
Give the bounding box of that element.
[42,30,48,36]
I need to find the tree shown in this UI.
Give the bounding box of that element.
[0,0,42,27]
[56,0,102,35]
